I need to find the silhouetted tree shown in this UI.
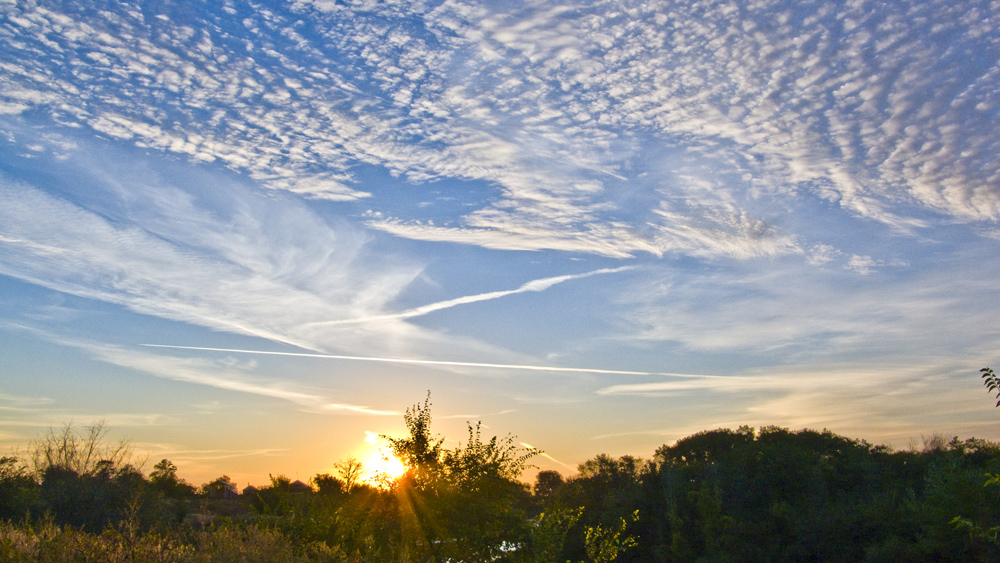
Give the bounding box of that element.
[0,455,36,521]
[333,457,364,492]
[28,421,134,479]
[383,391,444,490]
[533,469,565,500]
[150,458,196,498]
[312,472,345,496]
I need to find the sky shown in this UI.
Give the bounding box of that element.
[1,0,999,487]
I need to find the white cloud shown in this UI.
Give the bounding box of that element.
[368,218,660,258]
[12,327,400,416]
[0,170,442,356]
[614,253,1000,360]
[845,254,879,275]
[807,244,839,265]
[3,0,996,261]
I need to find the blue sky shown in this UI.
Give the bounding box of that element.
[1,0,999,486]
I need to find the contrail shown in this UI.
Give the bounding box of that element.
[520,442,577,472]
[139,344,715,378]
[301,266,635,328]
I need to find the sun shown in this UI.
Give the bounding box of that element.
[360,431,406,485]
[366,450,406,481]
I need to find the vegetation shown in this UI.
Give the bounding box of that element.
[2,387,1000,562]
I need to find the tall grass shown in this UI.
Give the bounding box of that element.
[0,519,356,563]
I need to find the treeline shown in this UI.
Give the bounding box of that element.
[2,398,1000,562]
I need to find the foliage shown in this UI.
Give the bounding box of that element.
[584,510,639,563]
[983,367,1000,407]
[951,367,1000,549]
[522,506,583,563]
[311,473,345,496]
[953,506,1000,545]
[379,393,539,562]
[0,455,37,521]
[4,399,1000,562]
[150,459,197,498]
[382,391,444,482]
[443,421,538,488]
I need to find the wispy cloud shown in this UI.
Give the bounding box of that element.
[594,360,994,447]
[0,164,633,370]
[3,325,398,416]
[137,447,290,462]
[0,170,455,357]
[87,344,401,417]
[0,391,53,408]
[613,254,1000,361]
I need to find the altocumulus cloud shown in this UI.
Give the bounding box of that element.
[1,0,997,262]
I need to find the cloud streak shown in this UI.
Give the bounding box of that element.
[140,344,712,379]
[86,344,401,416]
[521,441,576,472]
[3,324,398,416]
[304,266,635,327]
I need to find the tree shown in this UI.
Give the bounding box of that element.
[0,455,37,521]
[523,507,583,563]
[555,454,648,562]
[27,421,152,530]
[534,470,565,500]
[28,421,136,479]
[951,367,1000,547]
[585,510,639,563]
[380,392,539,562]
[149,459,195,498]
[334,457,365,492]
[436,422,538,561]
[443,422,538,489]
[312,472,345,496]
[382,391,444,489]
[270,473,292,491]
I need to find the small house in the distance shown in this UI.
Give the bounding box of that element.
[242,484,259,496]
[288,479,313,494]
[203,478,239,499]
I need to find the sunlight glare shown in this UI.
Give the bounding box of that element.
[361,431,406,485]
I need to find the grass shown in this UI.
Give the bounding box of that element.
[0,519,356,563]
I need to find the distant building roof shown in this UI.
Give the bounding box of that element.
[205,479,239,498]
[288,480,313,493]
